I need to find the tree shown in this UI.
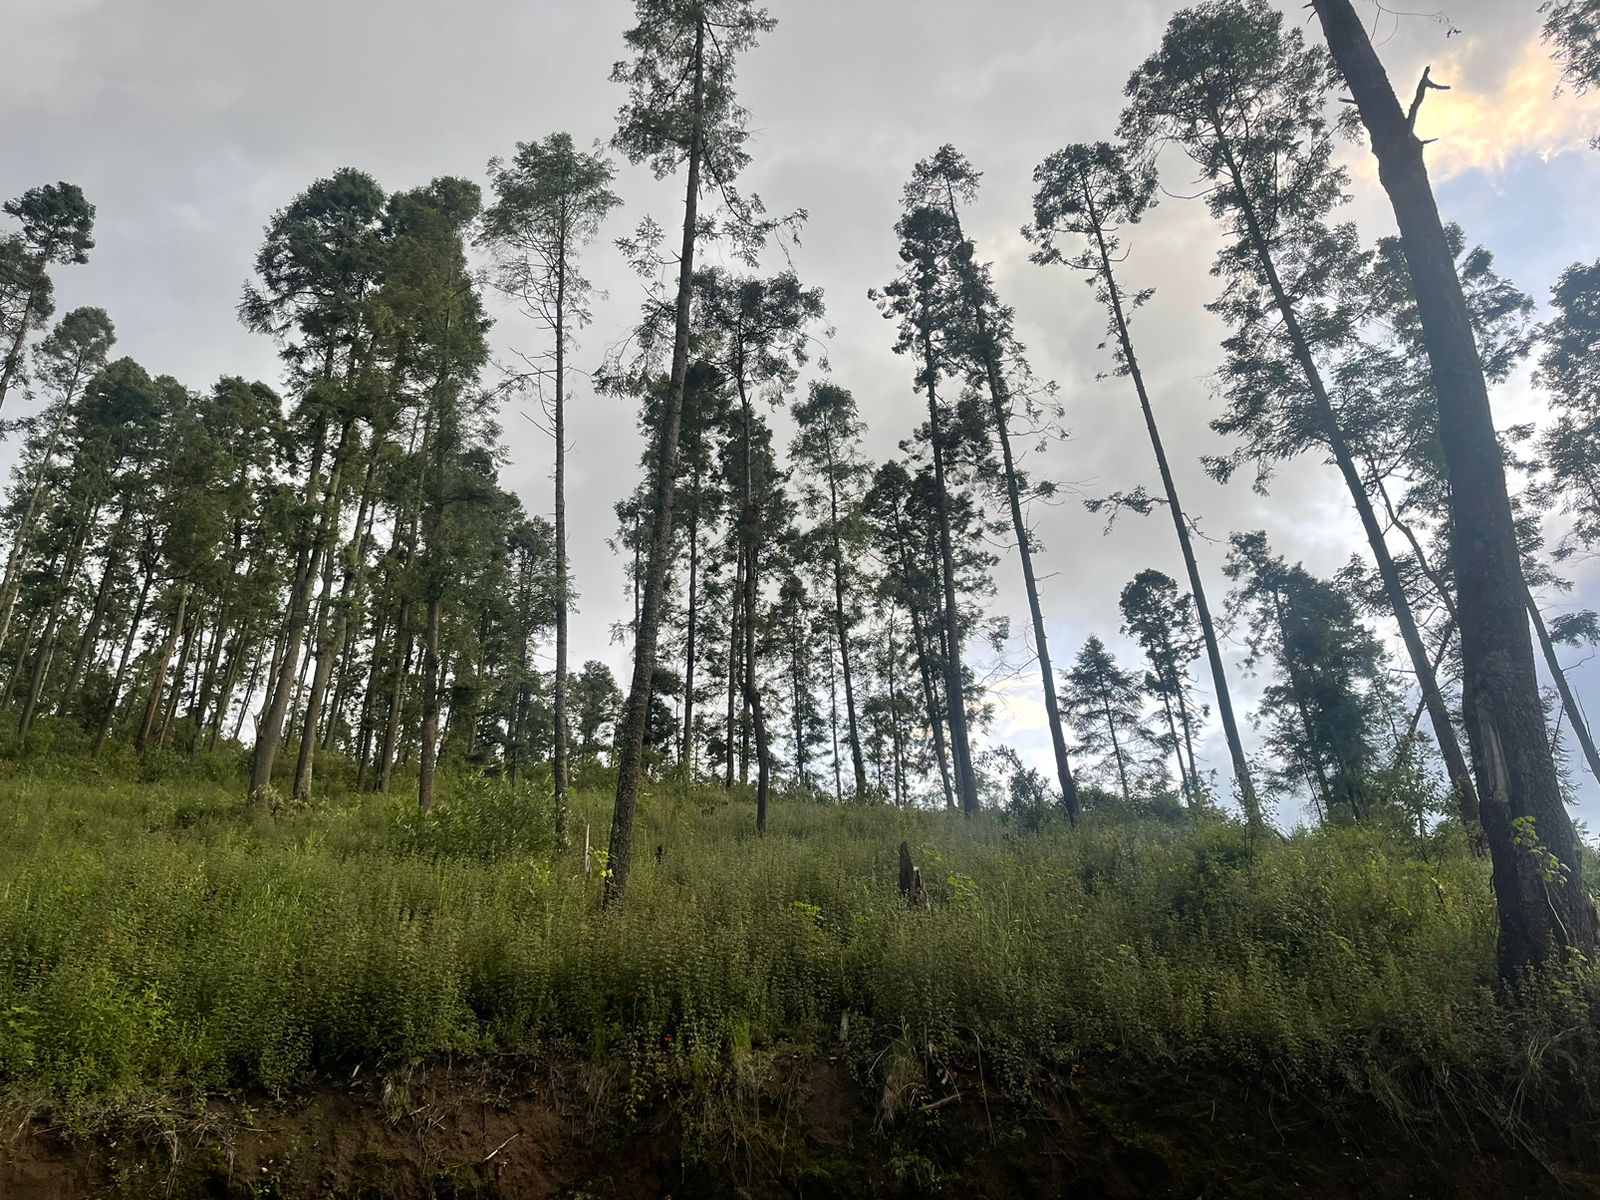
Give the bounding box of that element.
[0,183,96,412]
[240,168,388,800]
[791,383,871,800]
[383,178,493,811]
[482,131,621,849]
[1225,532,1391,821]
[1309,0,1598,975]
[1028,139,1260,825]
[910,145,1081,822]
[1063,636,1150,801]
[0,308,115,659]
[1543,0,1600,146]
[1120,570,1205,808]
[1121,0,1477,829]
[874,203,982,814]
[572,659,622,760]
[605,0,776,903]
[1535,259,1600,553]
[11,358,164,744]
[692,269,823,830]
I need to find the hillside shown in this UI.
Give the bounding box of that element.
[2,741,1599,1197]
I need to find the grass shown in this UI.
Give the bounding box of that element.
[1,735,1599,1147]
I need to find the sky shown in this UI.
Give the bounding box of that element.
[3,0,1599,824]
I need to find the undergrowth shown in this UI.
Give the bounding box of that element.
[1,730,1598,1149]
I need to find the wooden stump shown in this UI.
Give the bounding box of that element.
[898,841,928,909]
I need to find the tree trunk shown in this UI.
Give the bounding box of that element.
[136,584,189,754]
[250,420,345,798]
[208,618,251,752]
[742,524,771,832]
[418,596,442,811]
[1103,696,1132,800]
[726,550,741,791]
[605,15,706,906]
[157,605,200,749]
[682,482,700,776]
[552,250,572,850]
[94,553,155,755]
[378,623,413,794]
[824,450,869,800]
[917,288,978,815]
[294,448,377,802]
[1527,585,1600,784]
[18,511,94,742]
[1159,690,1190,802]
[898,536,956,811]
[946,199,1078,821]
[1088,196,1259,826]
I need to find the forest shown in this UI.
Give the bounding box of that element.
[3,0,1600,1195]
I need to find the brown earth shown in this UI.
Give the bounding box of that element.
[3,1053,1597,1199]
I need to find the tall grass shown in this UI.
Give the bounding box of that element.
[1,744,1597,1135]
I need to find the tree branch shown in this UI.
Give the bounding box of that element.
[1406,66,1450,130]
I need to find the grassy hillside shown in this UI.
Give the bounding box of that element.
[2,739,1600,1195]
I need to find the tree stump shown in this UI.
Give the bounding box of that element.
[898,841,928,909]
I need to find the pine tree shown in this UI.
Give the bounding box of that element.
[0,183,96,412]
[1029,139,1259,825]
[1225,532,1392,821]
[910,145,1081,822]
[1121,0,1477,827]
[1119,570,1205,808]
[1063,636,1150,801]
[874,204,982,814]
[481,132,621,849]
[605,0,776,903]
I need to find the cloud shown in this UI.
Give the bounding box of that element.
[1412,37,1600,178]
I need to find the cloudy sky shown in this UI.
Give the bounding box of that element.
[4,0,1598,822]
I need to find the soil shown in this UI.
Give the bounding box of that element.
[3,1053,1596,1199]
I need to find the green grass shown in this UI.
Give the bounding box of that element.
[1,742,1598,1140]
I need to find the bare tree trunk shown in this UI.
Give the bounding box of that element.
[208,618,251,752]
[157,607,200,749]
[821,445,869,799]
[725,550,740,791]
[378,624,413,794]
[294,449,376,802]
[1526,589,1600,789]
[418,596,442,811]
[682,477,700,775]
[1103,696,1132,801]
[742,524,770,832]
[552,252,573,850]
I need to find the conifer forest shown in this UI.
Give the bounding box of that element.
[4,0,1600,1195]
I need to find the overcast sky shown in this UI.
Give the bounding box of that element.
[4,0,1599,823]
